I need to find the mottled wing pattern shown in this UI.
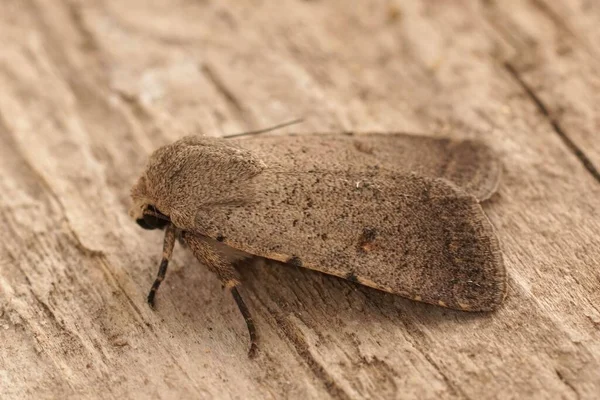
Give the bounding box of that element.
[233,133,501,201]
[192,169,505,311]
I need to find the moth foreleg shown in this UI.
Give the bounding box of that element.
[183,232,257,357]
[147,223,177,308]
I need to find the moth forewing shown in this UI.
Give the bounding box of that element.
[190,171,505,312]
[130,132,505,355]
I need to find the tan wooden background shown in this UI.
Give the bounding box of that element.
[1,1,599,399]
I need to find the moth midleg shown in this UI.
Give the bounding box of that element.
[182,232,257,357]
[230,285,257,358]
[147,223,177,308]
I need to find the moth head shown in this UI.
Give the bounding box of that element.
[129,176,170,230]
[135,205,170,230]
[130,136,265,231]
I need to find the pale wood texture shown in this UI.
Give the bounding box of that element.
[1,1,599,399]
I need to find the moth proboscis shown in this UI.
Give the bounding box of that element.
[130,129,505,357]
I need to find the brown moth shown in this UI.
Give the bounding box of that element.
[130,132,505,356]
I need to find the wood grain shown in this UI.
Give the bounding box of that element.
[1,1,598,399]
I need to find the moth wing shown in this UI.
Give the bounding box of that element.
[192,171,506,311]
[234,133,501,201]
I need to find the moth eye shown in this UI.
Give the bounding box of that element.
[136,218,155,230]
[137,205,170,230]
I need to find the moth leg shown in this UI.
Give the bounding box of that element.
[183,231,257,357]
[147,223,177,308]
[230,285,257,358]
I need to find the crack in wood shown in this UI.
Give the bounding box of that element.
[504,62,600,183]
[555,368,580,400]
[65,0,100,53]
[200,63,246,115]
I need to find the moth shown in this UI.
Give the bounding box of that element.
[130,129,506,356]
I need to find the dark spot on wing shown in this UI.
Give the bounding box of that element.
[216,233,226,242]
[346,272,359,282]
[362,227,378,241]
[287,256,303,268]
[358,227,378,252]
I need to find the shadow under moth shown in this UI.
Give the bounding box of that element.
[130,131,506,357]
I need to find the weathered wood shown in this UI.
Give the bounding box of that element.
[0,0,598,399]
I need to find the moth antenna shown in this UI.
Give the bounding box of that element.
[223,118,304,139]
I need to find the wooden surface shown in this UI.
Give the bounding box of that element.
[1,1,599,399]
